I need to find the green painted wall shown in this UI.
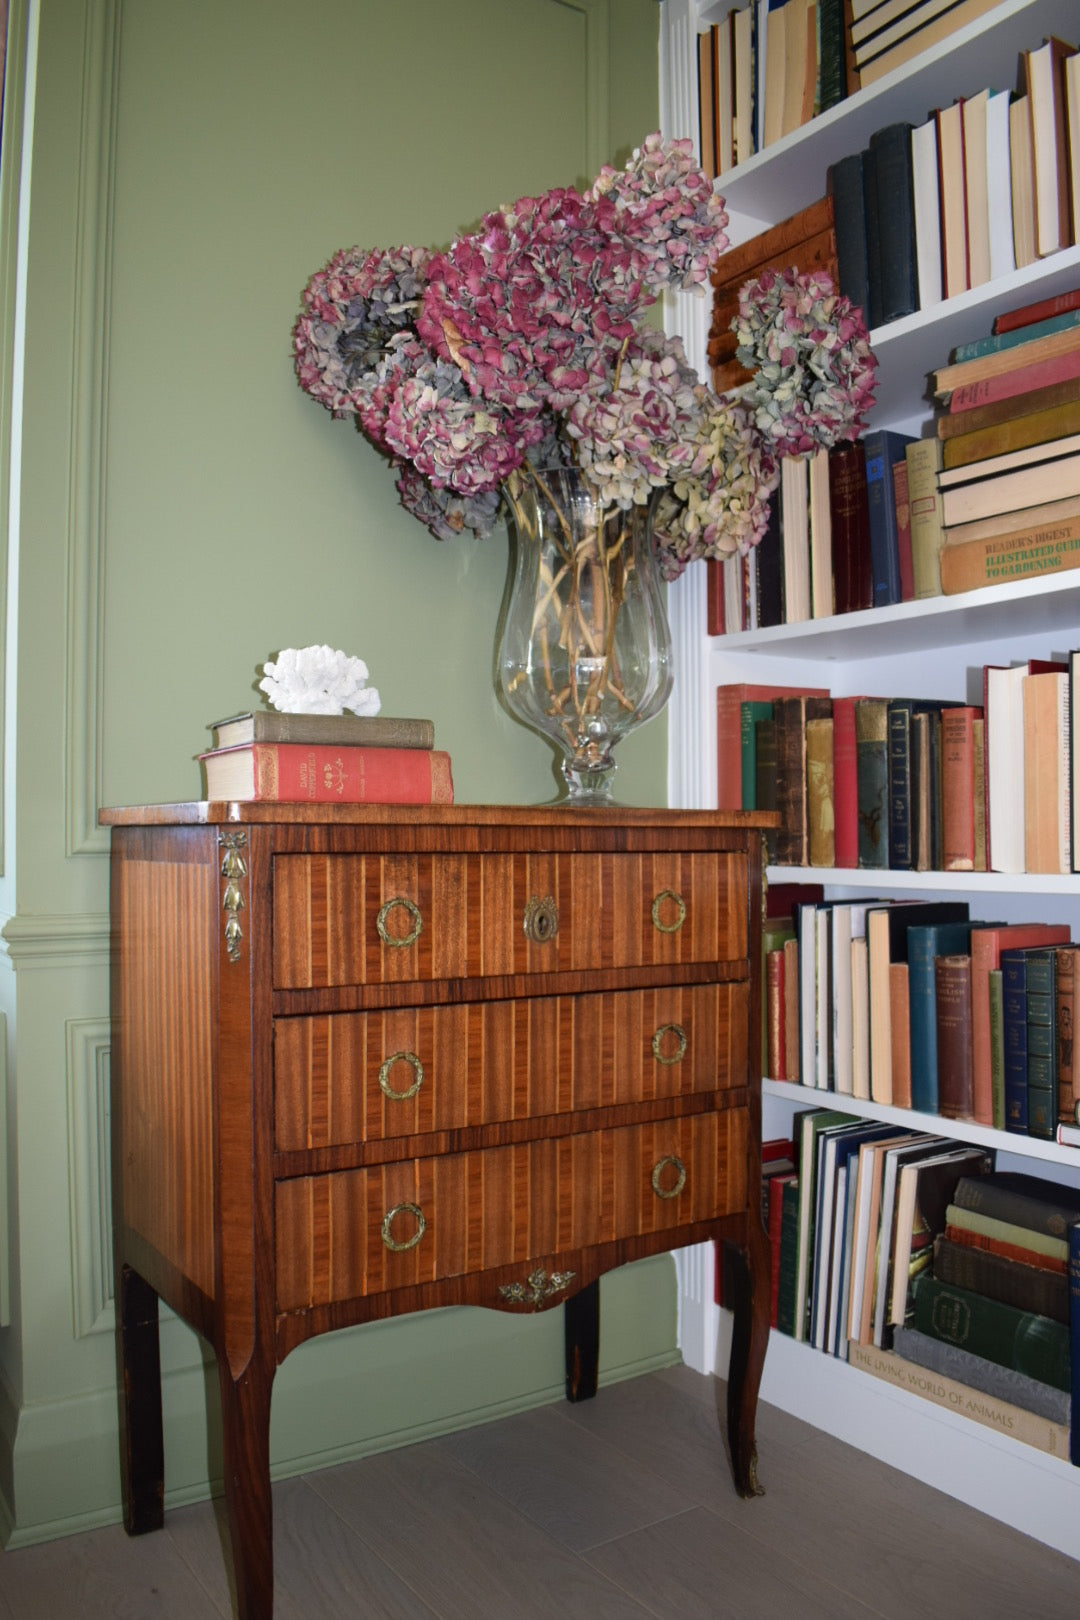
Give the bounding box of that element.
[0,0,675,1544]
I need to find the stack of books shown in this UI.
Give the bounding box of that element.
[199,710,454,805]
[696,0,848,178]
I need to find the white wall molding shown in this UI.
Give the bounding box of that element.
[65,1018,112,1339]
[0,911,110,968]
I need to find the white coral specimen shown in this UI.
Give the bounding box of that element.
[258,645,382,716]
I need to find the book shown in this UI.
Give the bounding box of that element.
[961,90,991,289]
[893,457,914,601]
[941,705,981,871]
[830,900,876,1096]
[940,506,1080,594]
[784,934,801,1083]
[1001,946,1033,1132]
[793,1109,853,1341]
[740,700,776,810]
[1024,35,1076,260]
[933,1233,1069,1322]
[950,307,1080,365]
[780,454,812,623]
[210,710,436,750]
[994,285,1080,334]
[946,1204,1072,1266]
[990,966,1005,1129]
[938,444,1080,529]
[863,430,913,607]
[889,1325,1072,1435]
[905,437,945,599]
[906,919,974,1114]
[886,698,940,870]
[734,6,755,164]
[910,112,942,309]
[909,1273,1071,1391]
[1010,92,1038,269]
[888,1147,991,1331]
[1023,948,1060,1141]
[857,0,1015,89]
[827,149,870,323]
[1055,942,1080,1126]
[776,1173,801,1336]
[946,346,1080,414]
[831,694,862,869]
[855,697,889,869]
[935,100,968,299]
[1022,668,1071,873]
[768,1170,798,1326]
[943,396,1080,469]
[970,923,1072,1125]
[812,1118,890,1348]
[985,663,1026,874]
[698,26,717,177]
[872,1135,948,1346]
[985,87,1017,284]
[866,122,917,327]
[936,375,1080,440]
[951,1169,1080,1240]
[806,714,835,867]
[828,441,873,614]
[200,741,454,804]
[808,446,834,619]
[936,954,974,1119]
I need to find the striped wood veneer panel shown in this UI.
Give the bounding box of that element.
[272,851,747,988]
[274,1111,747,1310]
[274,982,747,1150]
[115,857,216,1296]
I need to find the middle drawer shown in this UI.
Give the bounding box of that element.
[274,981,746,1151]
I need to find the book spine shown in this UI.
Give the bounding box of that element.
[995,287,1080,333]
[952,1173,1080,1240]
[767,948,786,1079]
[227,744,453,804]
[952,307,1080,362]
[863,434,903,606]
[946,1215,1070,1270]
[893,457,914,600]
[855,698,888,869]
[832,695,860,869]
[906,438,945,598]
[889,962,912,1109]
[907,930,940,1113]
[1056,945,1078,1128]
[216,714,438,750]
[869,122,917,325]
[942,399,1080,469]
[784,936,801,1084]
[1001,951,1029,1133]
[910,1274,1071,1392]
[941,707,977,871]
[1024,950,1057,1142]
[891,1325,1072,1429]
[886,700,912,869]
[989,966,1005,1131]
[827,441,873,614]
[850,1335,1071,1456]
[776,1176,801,1336]
[936,953,974,1119]
[947,348,1080,413]
[940,514,1080,595]
[827,150,870,322]
[806,716,836,867]
[774,696,809,865]
[932,1235,1068,1323]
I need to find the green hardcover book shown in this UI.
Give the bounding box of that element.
[910,1273,1070,1391]
[776,1175,801,1336]
[1024,948,1058,1141]
[740,701,774,811]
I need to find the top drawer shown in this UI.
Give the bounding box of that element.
[273,850,748,990]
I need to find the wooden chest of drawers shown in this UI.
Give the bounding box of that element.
[101,802,773,1620]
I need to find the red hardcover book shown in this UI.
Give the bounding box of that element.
[200,742,455,804]
[828,441,873,613]
[946,346,1080,412]
[832,694,864,870]
[941,705,982,872]
[970,922,1072,1126]
[716,682,828,811]
[995,286,1080,334]
[767,946,787,1079]
[944,1221,1069,1274]
[705,555,725,635]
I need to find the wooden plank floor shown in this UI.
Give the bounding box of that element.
[0,1363,1076,1618]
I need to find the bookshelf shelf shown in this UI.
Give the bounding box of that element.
[663,0,1080,1553]
[763,1078,1080,1171]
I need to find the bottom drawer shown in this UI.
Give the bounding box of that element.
[275,1109,747,1311]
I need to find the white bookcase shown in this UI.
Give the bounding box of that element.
[660,0,1080,1558]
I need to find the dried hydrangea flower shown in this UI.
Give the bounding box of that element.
[258,645,381,716]
[293,244,431,417]
[395,466,503,542]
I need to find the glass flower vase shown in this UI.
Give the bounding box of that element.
[498,465,673,803]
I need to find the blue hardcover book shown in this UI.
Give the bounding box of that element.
[1000,948,1030,1134]
[863,430,914,608]
[827,150,869,322]
[1069,1219,1080,1467]
[1024,947,1058,1142]
[907,920,975,1114]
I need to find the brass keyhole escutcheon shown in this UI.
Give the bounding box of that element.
[524,895,559,944]
[651,889,686,934]
[377,896,423,948]
[381,1203,426,1252]
[652,1023,688,1065]
[378,1051,424,1101]
[651,1155,687,1200]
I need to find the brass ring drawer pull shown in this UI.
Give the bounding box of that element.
[523,895,559,943]
[651,889,686,934]
[377,896,423,948]
[651,1155,687,1200]
[652,1023,688,1065]
[379,1051,424,1101]
[381,1203,426,1252]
